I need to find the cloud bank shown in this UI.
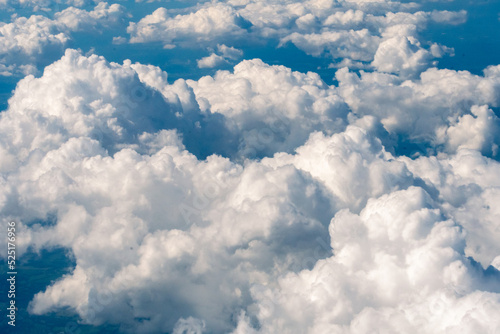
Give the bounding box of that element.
[0,0,499,333]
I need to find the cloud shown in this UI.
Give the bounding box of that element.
[127,4,250,47]
[371,35,433,77]
[126,0,465,73]
[0,15,69,75]
[431,9,467,25]
[335,65,500,156]
[197,53,227,69]
[400,149,500,269]
[239,187,500,333]
[443,105,500,155]
[0,48,498,333]
[1,1,499,332]
[0,2,129,75]
[187,58,349,158]
[54,2,129,31]
[280,29,380,61]
[196,45,243,69]
[218,44,244,60]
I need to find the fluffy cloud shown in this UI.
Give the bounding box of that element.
[197,44,243,68]
[336,65,500,156]
[280,29,380,61]
[431,9,467,25]
[127,4,250,47]
[0,15,69,75]
[371,35,433,77]
[400,149,500,269]
[0,47,499,333]
[1,1,500,331]
[197,53,227,68]
[0,2,128,75]
[127,0,465,74]
[187,58,349,158]
[0,52,341,331]
[238,187,500,333]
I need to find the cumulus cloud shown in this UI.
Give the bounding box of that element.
[187,58,349,158]
[335,65,500,156]
[0,53,342,331]
[238,187,500,333]
[197,44,243,68]
[431,9,467,25]
[1,1,500,333]
[280,29,380,61]
[0,2,128,75]
[400,149,500,269]
[127,4,250,47]
[197,53,227,69]
[126,0,465,74]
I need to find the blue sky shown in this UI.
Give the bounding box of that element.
[1,0,500,333]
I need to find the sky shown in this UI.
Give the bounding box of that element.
[1,0,500,333]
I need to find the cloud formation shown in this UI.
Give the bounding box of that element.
[0,0,499,333]
[0,47,499,332]
[127,0,465,76]
[0,2,128,76]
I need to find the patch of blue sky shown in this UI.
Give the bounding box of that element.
[420,0,500,74]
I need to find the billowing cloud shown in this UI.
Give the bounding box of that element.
[238,186,500,333]
[127,4,250,47]
[1,49,499,333]
[187,58,349,158]
[197,44,243,68]
[0,2,128,75]
[1,0,499,333]
[126,0,465,74]
[336,65,500,156]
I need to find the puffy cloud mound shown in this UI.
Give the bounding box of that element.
[127,0,465,76]
[188,58,349,158]
[400,149,500,269]
[239,187,500,333]
[0,49,242,162]
[1,0,500,330]
[1,52,346,331]
[336,65,500,157]
[127,4,250,47]
[0,2,128,76]
[197,44,243,68]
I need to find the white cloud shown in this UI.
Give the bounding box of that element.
[218,44,243,60]
[280,29,380,61]
[0,2,129,75]
[197,53,227,68]
[0,15,69,74]
[187,58,349,158]
[126,0,465,73]
[196,45,243,69]
[127,4,249,47]
[0,1,499,331]
[443,105,500,155]
[335,65,500,154]
[371,35,432,77]
[239,187,500,333]
[431,9,467,25]
[400,149,500,268]
[0,49,498,333]
[54,2,129,31]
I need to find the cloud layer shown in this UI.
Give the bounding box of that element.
[1,0,500,333]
